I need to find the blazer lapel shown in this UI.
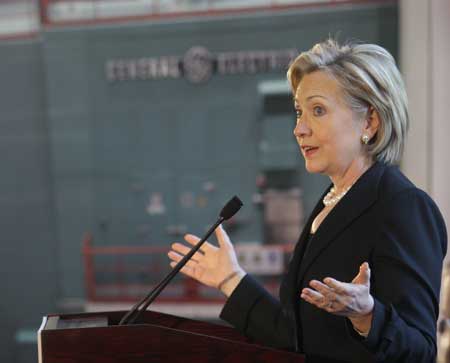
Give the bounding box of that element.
[282,188,328,304]
[297,162,386,283]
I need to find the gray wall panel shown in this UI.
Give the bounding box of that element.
[0,40,58,363]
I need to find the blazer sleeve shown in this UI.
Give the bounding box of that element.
[219,273,297,350]
[351,187,447,362]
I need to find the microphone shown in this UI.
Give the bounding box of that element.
[119,195,243,325]
[219,196,243,220]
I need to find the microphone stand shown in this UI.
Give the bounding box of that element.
[119,216,224,325]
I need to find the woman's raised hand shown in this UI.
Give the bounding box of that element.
[167,224,245,296]
[300,262,374,334]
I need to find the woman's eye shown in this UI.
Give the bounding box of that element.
[313,106,325,116]
[295,109,302,119]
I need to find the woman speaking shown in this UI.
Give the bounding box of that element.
[167,39,447,363]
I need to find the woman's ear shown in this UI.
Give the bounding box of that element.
[364,106,380,139]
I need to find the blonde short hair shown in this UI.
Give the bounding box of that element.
[287,39,409,165]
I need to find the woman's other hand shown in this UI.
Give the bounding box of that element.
[301,262,374,335]
[167,224,245,297]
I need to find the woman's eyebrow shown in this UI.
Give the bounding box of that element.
[294,95,329,104]
[306,95,328,101]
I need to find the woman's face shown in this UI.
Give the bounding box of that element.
[294,70,367,177]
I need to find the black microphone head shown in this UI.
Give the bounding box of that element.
[220,196,243,220]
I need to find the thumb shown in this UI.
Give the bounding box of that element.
[352,262,371,286]
[215,224,232,249]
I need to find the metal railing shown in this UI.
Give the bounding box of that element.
[82,232,294,304]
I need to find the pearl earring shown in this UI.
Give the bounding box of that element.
[361,134,370,145]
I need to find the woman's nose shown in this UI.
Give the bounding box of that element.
[293,119,311,138]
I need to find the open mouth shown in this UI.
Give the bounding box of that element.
[302,146,319,157]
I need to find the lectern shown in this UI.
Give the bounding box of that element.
[38,310,304,363]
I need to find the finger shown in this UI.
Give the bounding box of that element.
[301,288,326,307]
[302,287,325,301]
[169,261,197,279]
[309,280,334,297]
[362,262,371,280]
[171,243,204,261]
[323,277,347,294]
[214,224,233,249]
[352,262,371,286]
[167,251,200,268]
[183,234,211,253]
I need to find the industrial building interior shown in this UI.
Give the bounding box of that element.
[0,0,449,362]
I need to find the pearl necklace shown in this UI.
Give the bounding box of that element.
[323,185,352,207]
[322,163,374,207]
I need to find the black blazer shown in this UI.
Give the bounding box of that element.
[220,162,447,363]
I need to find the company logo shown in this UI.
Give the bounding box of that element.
[182,46,214,84]
[106,46,297,84]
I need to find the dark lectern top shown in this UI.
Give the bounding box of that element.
[38,310,349,363]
